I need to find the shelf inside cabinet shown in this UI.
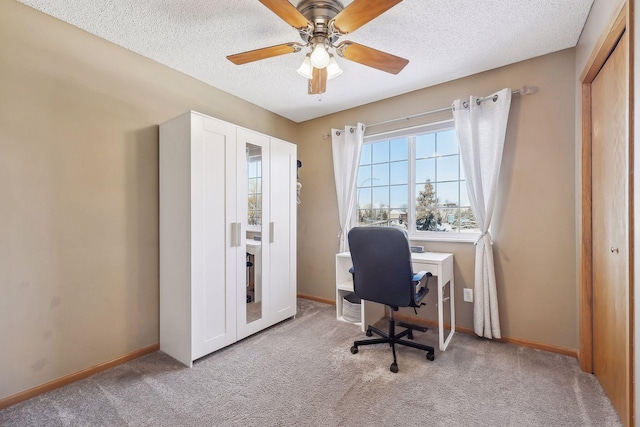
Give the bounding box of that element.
[337,281,354,292]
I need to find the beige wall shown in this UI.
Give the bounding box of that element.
[0,1,298,400]
[296,49,578,350]
[0,0,595,403]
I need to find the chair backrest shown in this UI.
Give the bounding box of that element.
[347,226,415,308]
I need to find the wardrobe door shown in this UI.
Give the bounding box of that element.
[191,114,238,360]
[236,128,271,340]
[268,138,297,323]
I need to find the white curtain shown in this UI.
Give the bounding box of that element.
[331,123,365,252]
[452,88,511,339]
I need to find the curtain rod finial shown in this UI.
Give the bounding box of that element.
[519,85,537,96]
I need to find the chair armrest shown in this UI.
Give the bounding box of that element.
[413,271,432,304]
[412,271,432,283]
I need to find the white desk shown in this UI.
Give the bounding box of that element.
[335,251,455,351]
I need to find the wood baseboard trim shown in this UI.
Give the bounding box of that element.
[394,314,577,358]
[499,335,577,358]
[296,297,578,358]
[297,293,335,306]
[0,343,160,411]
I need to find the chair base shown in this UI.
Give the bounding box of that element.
[350,312,435,373]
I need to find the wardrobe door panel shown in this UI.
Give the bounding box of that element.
[191,115,237,359]
[269,138,297,323]
[236,128,271,340]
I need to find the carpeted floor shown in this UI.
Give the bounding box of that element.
[0,299,621,426]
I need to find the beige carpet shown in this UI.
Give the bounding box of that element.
[0,299,621,426]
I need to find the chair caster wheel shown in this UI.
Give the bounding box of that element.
[390,363,398,373]
[426,352,435,361]
[366,330,372,337]
[350,346,358,354]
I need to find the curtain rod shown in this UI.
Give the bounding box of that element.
[322,86,534,139]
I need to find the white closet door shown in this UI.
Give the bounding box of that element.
[236,128,271,340]
[268,138,297,323]
[191,115,238,359]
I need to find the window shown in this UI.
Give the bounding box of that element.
[356,122,478,240]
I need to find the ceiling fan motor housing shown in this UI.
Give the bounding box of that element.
[296,0,344,44]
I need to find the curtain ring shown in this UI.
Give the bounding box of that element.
[335,130,342,136]
[462,101,469,109]
[475,98,481,106]
[492,94,499,102]
[349,127,355,133]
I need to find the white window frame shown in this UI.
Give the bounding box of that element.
[358,120,480,243]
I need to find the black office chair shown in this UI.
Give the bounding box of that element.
[348,226,435,373]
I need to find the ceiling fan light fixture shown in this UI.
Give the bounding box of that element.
[297,54,314,79]
[326,55,342,80]
[310,43,330,68]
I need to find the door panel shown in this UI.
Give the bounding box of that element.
[236,128,271,340]
[269,139,297,323]
[591,32,630,425]
[192,116,238,358]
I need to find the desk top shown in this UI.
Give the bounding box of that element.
[408,252,453,263]
[337,251,452,263]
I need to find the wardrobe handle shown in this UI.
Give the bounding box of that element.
[230,223,237,247]
[270,222,274,243]
[230,222,242,247]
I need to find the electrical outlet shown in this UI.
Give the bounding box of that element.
[463,288,473,303]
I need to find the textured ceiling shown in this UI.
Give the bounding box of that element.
[18,0,594,122]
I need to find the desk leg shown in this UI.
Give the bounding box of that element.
[439,278,455,351]
[438,280,444,351]
[449,276,455,347]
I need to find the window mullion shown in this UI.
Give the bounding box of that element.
[409,135,416,235]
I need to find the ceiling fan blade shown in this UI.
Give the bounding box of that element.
[332,0,402,34]
[308,67,327,95]
[337,41,409,74]
[259,0,312,30]
[227,43,302,65]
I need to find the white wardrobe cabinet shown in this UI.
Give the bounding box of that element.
[159,111,297,367]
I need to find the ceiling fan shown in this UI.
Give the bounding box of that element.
[227,0,409,95]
